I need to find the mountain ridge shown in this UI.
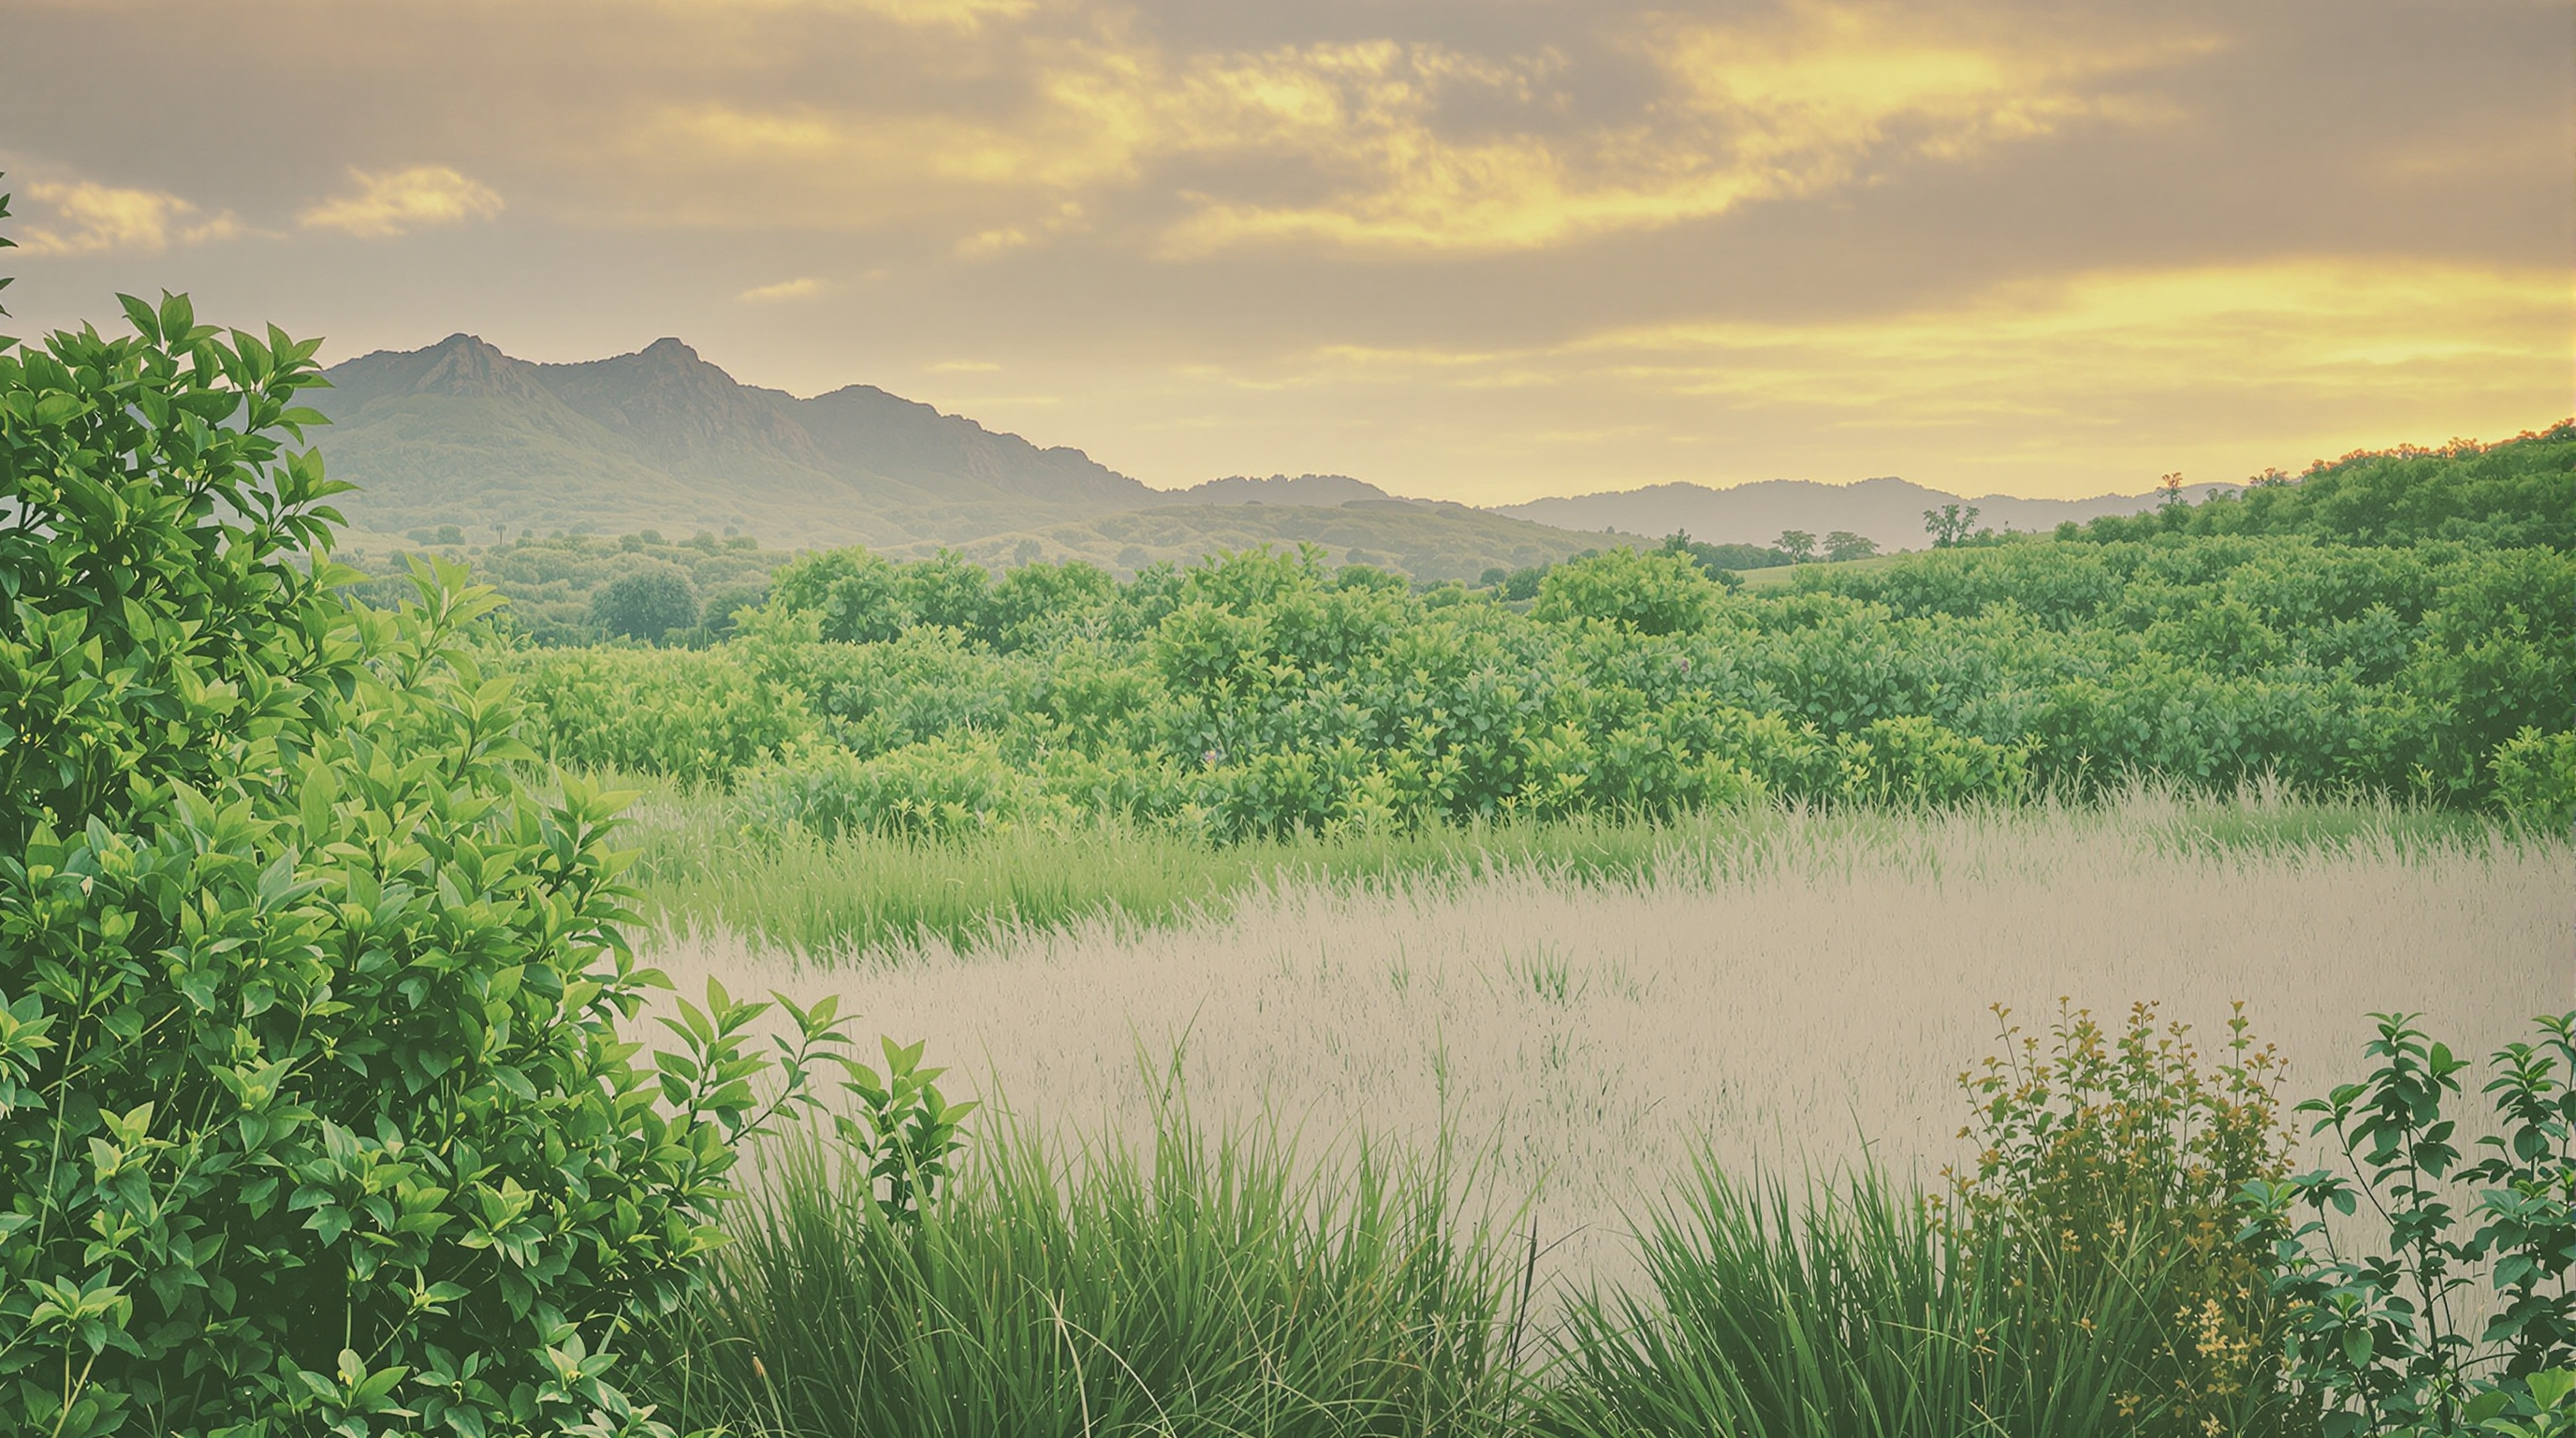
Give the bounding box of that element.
[312,332,2214,569]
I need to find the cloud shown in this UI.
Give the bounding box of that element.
[17,179,241,256]
[1574,258,2566,418]
[300,166,504,238]
[1158,7,2210,255]
[738,275,824,301]
[667,0,1032,27]
[621,7,2210,259]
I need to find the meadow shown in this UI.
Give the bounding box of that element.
[629,792,2571,1436]
[5,291,2572,1438]
[638,792,2569,1283]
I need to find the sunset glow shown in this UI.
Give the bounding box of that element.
[3,0,2565,499]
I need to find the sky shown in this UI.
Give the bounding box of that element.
[1,0,2569,503]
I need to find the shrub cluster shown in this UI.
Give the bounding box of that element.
[0,294,868,1435]
[1944,1003,2297,1435]
[497,510,2569,840]
[2063,423,2574,550]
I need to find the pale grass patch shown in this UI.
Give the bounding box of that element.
[643,803,2572,1286]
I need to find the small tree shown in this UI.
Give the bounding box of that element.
[1822,530,1878,563]
[1533,548,1722,636]
[1775,529,1818,563]
[593,563,701,642]
[1924,503,1981,548]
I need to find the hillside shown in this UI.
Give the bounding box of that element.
[314,335,1636,580]
[314,333,1150,547]
[1496,475,2234,552]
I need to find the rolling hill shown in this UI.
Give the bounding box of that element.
[313,332,2219,581]
[312,335,1631,578]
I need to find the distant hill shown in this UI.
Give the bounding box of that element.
[1496,476,2236,553]
[1150,474,1399,506]
[313,335,1633,580]
[313,333,1150,547]
[315,332,2262,581]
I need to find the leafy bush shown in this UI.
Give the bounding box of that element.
[2067,424,2575,550]
[591,562,700,642]
[737,736,1083,842]
[0,295,853,1436]
[2245,1012,2576,1436]
[1946,1002,2297,1435]
[501,644,817,787]
[1535,548,1723,635]
[2495,729,2576,833]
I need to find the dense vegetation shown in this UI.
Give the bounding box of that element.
[0,276,917,1433]
[7,195,2570,1437]
[492,431,2575,844]
[2063,425,2576,550]
[643,1004,2576,1437]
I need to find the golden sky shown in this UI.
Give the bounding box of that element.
[3,0,2568,501]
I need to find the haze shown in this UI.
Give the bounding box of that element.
[2,0,2567,502]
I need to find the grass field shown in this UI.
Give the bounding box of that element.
[638,792,2570,1293]
[617,776,2511,959]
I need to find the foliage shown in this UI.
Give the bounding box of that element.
[648,1101,1517,1437]
[591,563,700,643]
[1535,548,1725,636]
[1657,530,1793,575]
[2495,729,2576,834]
[345,531,784,648]
[2064,424,2576,550]
[501,644,818,788]
[502,511,2569,839]
[1945,1002,2297,1435]
[1925,503,1983,547]
[0,295,867,1437]
[1823,530,1879,563]
[2243,1012,2576,1436]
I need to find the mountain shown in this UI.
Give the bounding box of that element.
[1496,476,2237,553]
[313,333,1159,547]
[313,332,2234,582]
[1150,474,1399,506]
[310,334,1632,578]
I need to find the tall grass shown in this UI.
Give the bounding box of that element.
[648,1098,1525,1436]
[609,775,2510,960]
[1540,1163,2225,1438]
[645,1103,2253,1438]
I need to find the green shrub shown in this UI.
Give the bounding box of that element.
[531,516,2569,833]
[591,562,700,642]
[1837,714,2029,806]
[503,643,819,787]
[2245,1012,2576,1436]
[2496,729,2576,833]
[737,735,1082,842]
[0,294,853,1436]
[1945,1002,2298,1436]
[1535,548,1724,635]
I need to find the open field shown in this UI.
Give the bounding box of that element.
[644,796,2573,1291]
